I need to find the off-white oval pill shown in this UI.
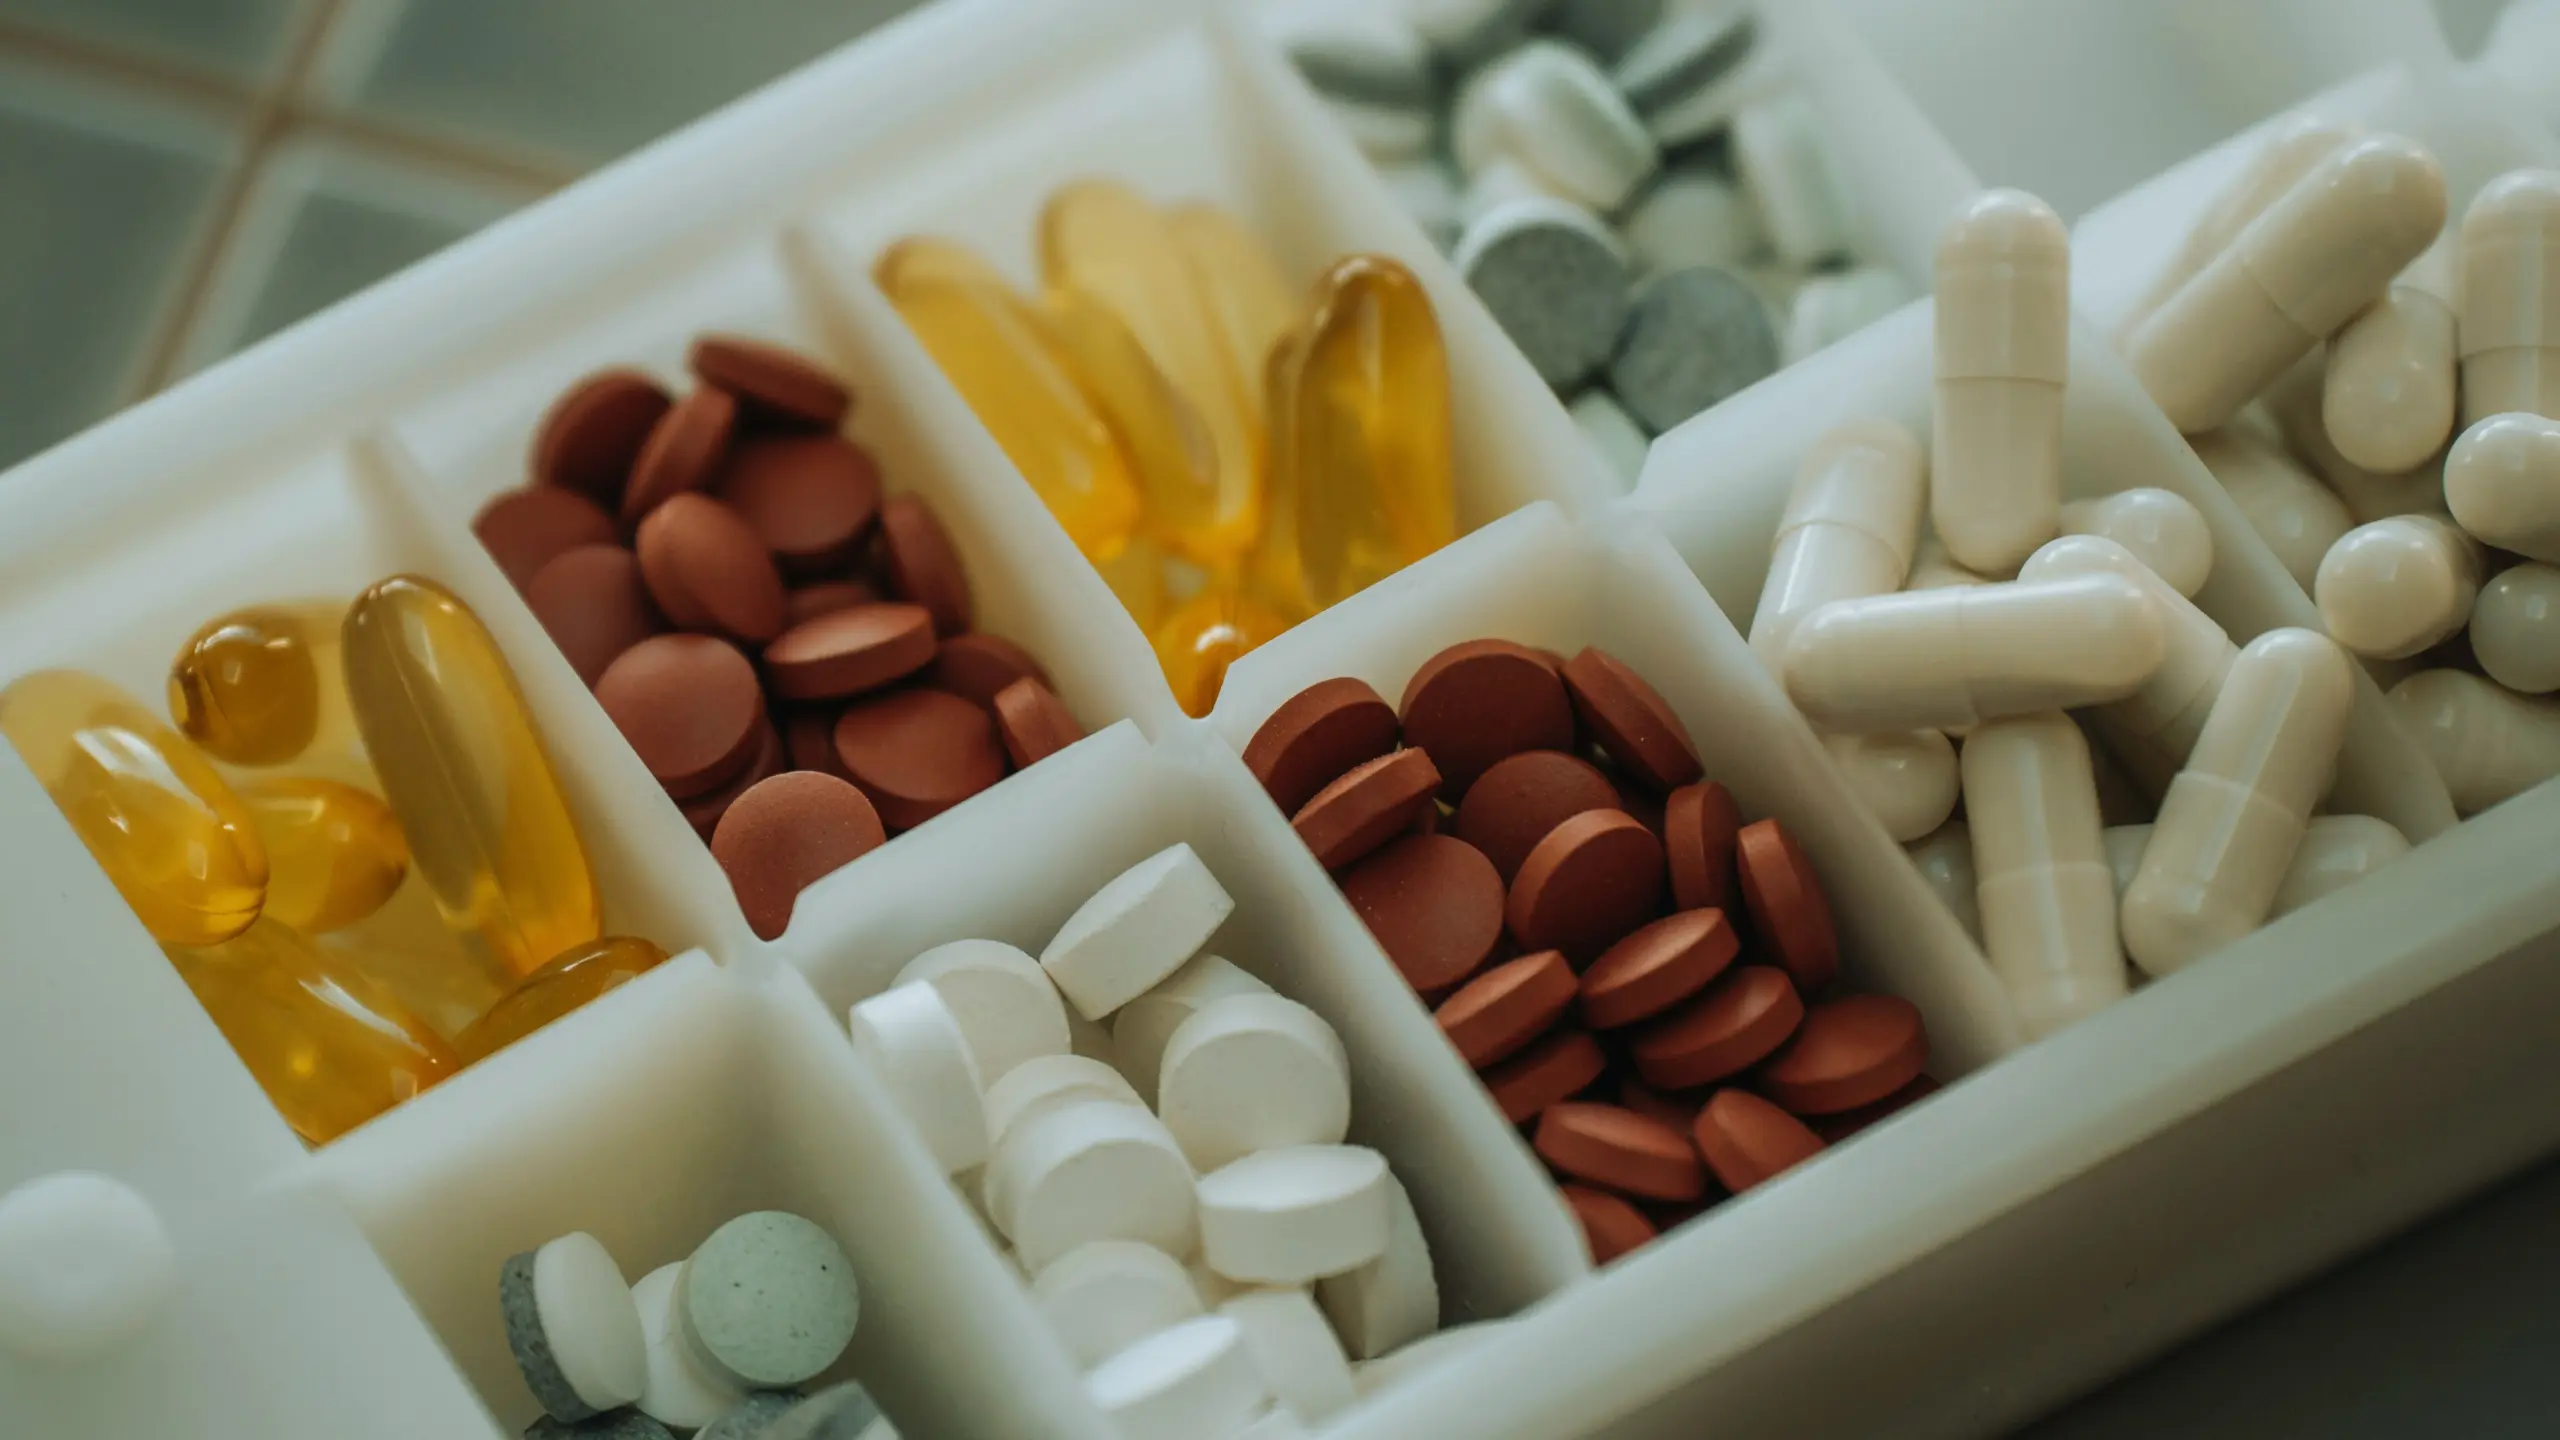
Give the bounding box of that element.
[896,939,1069,1087]
[1158,994,1352,1173]
[2315,513,2484,659]
[985,1053,1144,1148]
[2459,168,2560,423]
[2390,667,2560,813]
[2021,535,2238,760]
[0,1171,174,1365]
[1042,843,1236,1021]
[524,1231,648,1418]
[2324,239,2459,473]
[2109,815,2412,918]
[848,983,987,1174]
[1962,712,2127,1039]
[1825,731,1959,843]
[632,1263,746,1428]
[990,1100,1198,1273]
[1905,820,1983,944]
[2446,411,2560,564]
[1198,1145,1392,1286]
[1313,1171,1436,1360]
[1113,954,1275,1102]
[1451,39,1657,212]
[1221,1288,1356,1423]
[2472,562,2560,694]
[1086,1314,1269,1440]
[2190,429,2353,593]
[2057,488,2214,598]
[1032,1240,1204,1368]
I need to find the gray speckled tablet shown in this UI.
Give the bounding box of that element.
[503,1250,598,1424]
[698,1390,808,1440]
[1607,265,1778,432]
[1455,196,1631,388]
[679,1213,861,1390]
[525,1413,677,1440]
[762,1384,885,1440]
[1612,6,1757,114]
[1546,0,1665,62]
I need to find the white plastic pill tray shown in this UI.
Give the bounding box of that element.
[6,1,2560,1436]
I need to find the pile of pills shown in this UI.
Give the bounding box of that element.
[1269,0,1915,485]
[1244,641,1935,1264]
[879,186,1457,716]
[474,336,1088,941]
[495,1213,885,1439]
[847,843,1456,1437]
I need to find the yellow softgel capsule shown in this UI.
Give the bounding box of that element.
[451,935,670,1064]
[239,777,410,935]
[0,669,267,946]
[342,575,600,980]
[1153,588,1291,718]
[164,918,456,1144]
[1169,203,1298,444]
[166,601,351,768]
[1041,284,1222,547]
[1251,325,1313,618]
[1094,531,1172,634]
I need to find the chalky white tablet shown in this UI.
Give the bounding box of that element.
[1904,820,1984,945]
[1933,188,2069,574]
[1613,5,1761,140]
[1735,91,1852,268]
[1112,953,1274,1102]
[984,1052,1144,1147]
[1454,195,1632,388]
[761,1381,884,1440]
[697,1391,806,1440]
[2021,536,2237,761]
[2313,513,2483,660]
[1313,1171,1437,1360]
[1191,1260,1248,1309]
[2460,168,2560,423]
[1041,842,1235,1021]
[1962,713,2127,1039]
[1608,265,1780,434]
[1570,388,1654,486]
[2324,238,2458,473]
[988,1100,1199,1272]
[1087,1314,1269,1440]
[632,1262,747,1428]
[1785,266,1914,365]
[2446,411,2560,564]
[2190,429,2352,592]
[1157,993,1353,1172]
[1620,165,1762,276]
[1264,0,1434,110]
[503,1231,648,1422]
[1749,417,1926,667]
[1824,731,1959,844]
[895,938,1070,1086]
[1221,1288,1356,1423]
[848,982,987,1173]
[1460,155,1573,229]
[1351,1321,1505,1398]
[2269,815,2411,916]
[2472,563,2560,695]
[679,1211,860,1391]
[1451,40,1657,211]
[2390,667,2560,814]
[0,1171,174,1364]
[1064,995,1120,1068]
[1033,1240,1205,1367]
[1198,1145,1393,1286]
[2056,489,2213,599]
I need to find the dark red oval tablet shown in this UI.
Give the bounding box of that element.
[690,334,851,430]
[1293,748,1441,871]
[533,368,670,504]
[878,493,973,636]
[1338,832,1506,994]
[525,543,665,687]
[712,771,887,940]
[623,386,738,523]
[595,634,767,798]
[1399,639,1576,801]
[833,687,1006,831]
[718,434,882,579]
[1243,677,1401,817]
[1453,750,1619,883]
[1562,647,1702,793]
[474,486,618,591]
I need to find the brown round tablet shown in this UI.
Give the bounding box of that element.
[1398,640,1577,801]
[533,368,671,503]
[1736,818,1839,995]
[595,634,767,798]
[717,434,882,579]
[1579,908,1740,1030]
[1560,1184,1656,1265]
[690,334,851,430]
[1692,1089,1825,1194]
[1755,994,1927,1116]
[1534,1102,1705,1202]
[1561,647,1702,793]
[680,714,783,839]
[1482,1027,1606,1124]
[1433,950,1574,1068]
[762,603,936,701]
[1242,677,1401,817]
[1453,750,1619,883]
[784,704,850,779]
[832,687,1006,831]
[1629,965,1804,1090]
[1608,765,1667,836]
[787,579,882,627]
[1293,748,1441,872]
[1664,781,1743,911]
[877,493,973,636]
[1337,832,1506,994]
[623,386,738,523]
[1808,1073,1940,1143]
[1614,1077,1700,1134]
[634,492,789,644]
[993,676,1084,768]
[1506,809,1666,964]
[925,632,1050,713]
[474,486,618,591]
[712,770,887,940]
[525,543,664,686]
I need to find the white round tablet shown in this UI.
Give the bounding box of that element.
[1315,1172,1439,1360]
[1157,993,1352,1172]
[1220,1288,1356,1424]
[1032,1240,1205,1367]
[1452,39,1658,212]
[849,982,988,1174]
[1735,91,1852,268]
[1198,1145,1392,1286]
[1042,843,1236,1021]
[1111,953,1274,1102]
[632,1262,746,1428]
[988,1101,1199,1273]
[896,938,1071,1086]
[1086,1315,1269,1440]
[534,1231,649,1414]
[985,1053,1144,1147]
[0,1171,174,1364]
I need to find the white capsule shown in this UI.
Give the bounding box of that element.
[2122,628,2355,976]
[2100,824,2149,899]
[2313,513,2484,659]
[1823,730,1960,843]
[2128,135,2446,434]
[2105,815,2409,916]
[1904,819,1983,945]
[2323,236,2458,474]
[2021,535,2239,759]
[2189,428,2353,592]
[2392,667,2560,813]
[2261,352,2446,522]
[1961,713,2127,1039]
[2056,488,2215,598]
[1933,189,2070,573]
[2115,114,2362,345]
[2472,563,2560,695]
[2459,168,2560,423]
[2445,411,2560,563]
[1451,40,1658,212]
[1748,418,1925,667]
[1902,532,1989,591]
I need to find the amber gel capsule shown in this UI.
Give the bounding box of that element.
[167,600,354,767]
[452,935,669,1063]
[236,776,410,935]
[342,576,600,979]
[1170,203,1299,450]
[1039,283,1223,552]
[1154,588,1291,718]
[0,669,266,946]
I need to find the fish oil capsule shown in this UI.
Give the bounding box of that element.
[2460,169,2560,423]
[2129,136,2446,435]
[2123,628,2355,976]
[1169,204,1297,452]
[2021,535,2238,763]
[0,670,265,946]
[2189,429,2353,592]
[1155,589,1291,719]
[2472,563,2560,695]
[1933,189,2070,574]
[452,935,670,1063]
[2445,411,2560,564]
[167,601,354,768]
[1095,532,1171,635]
[2392,667,2560,813]
[2055,488,2214,599]
[2116,115,2361,343]
[1038,284,1223,552]
[237,777,409,935]
[1747,418,1925,668]
[1961,712,2126,1039]
[343,576,600,979]
[2313,513,2484,660]
[2324,237,2458,473]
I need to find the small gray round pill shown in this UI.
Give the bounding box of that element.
[503,1251,599,1424]
[762,1383,885,1440]
[698,1390,808,1440]
[1607,266,1779,433]
[525,1413,677,1440]
[679,1213,861,1390]
[1455,196,1631,388]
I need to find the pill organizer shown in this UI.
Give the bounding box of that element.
[7,1,2560,1437]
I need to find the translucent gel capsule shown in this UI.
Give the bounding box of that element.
[238,777,410,935]
[1251,326,1313,617]
[166,601,352,768]
[1153,588,1291,718]
[451,935,669,1064]
[1039,284,1222,547]
[1169,203,1299,452]
[0,670,266,946]
[164,918,457,1143]
[342,576,600,979]
[877,237,1144,556]
[1095,531,1172,634]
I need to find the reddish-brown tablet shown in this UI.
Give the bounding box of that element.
[1433,950,1574,1068]
[690,334,851,430]
[1482,1027,1606,1124]
[928,632,1051,713]
[786,579,882,626]
[762,603,936,701]
[1664,781,1743,911]
[1561,1185,1656,1265]
[1736,818,1839,995]
[718,434,882,579]
[784,706,850,781]
[1614,1076,1700,1133]
[1452,750,1619,883]
[622,386,738,523]
[711,771,887,940]
[1398,639,1577,800]
[1534,1102,1705,1202]
[525,543,664,686]
[1338,833,1506,994]
[1629,965,1804,1090]
[993,677,1084,768]
[1506,809,1666,963]
[1561,647,1702,793]
[1579,908,1739,1030]
[878,493,973,636]
[679,714,783,839]
[1605,765,1667,837]
[1692,1090,1825,1194]
[474,485,618,591]
[832,687,1007,831]
[533,368,670,502]
[1808,1074,1940,1143]
[1242,677,1401,816]
[1756,995,1927,1116]
[1293,748,1442,871]
[595,634,767,798]
[634,492,789,644]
